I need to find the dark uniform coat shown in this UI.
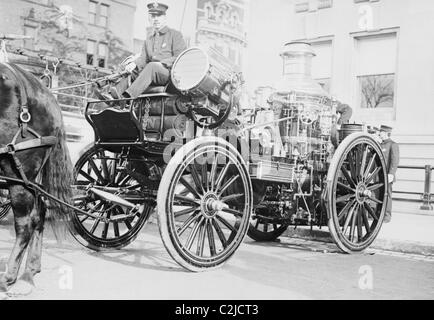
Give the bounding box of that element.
[135,26,186,70]
[116,26,186,98]
[381,138,400,183]
[380,138,400,218]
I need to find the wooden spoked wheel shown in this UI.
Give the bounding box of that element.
[71,145,153,251]
[157,136,252,271]
[247,206,289,242]
[327,133,388,253]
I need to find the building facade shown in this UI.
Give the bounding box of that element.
[247,0,434,213]
[0,0,136,68]
[195,0,248,69]
[0,0,137,162]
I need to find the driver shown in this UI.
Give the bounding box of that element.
[98,2,186,100]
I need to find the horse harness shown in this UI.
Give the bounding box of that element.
[0,62,58,186]
[0,63,113,221]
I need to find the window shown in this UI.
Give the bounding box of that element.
[217,9,224,22]
[295,0,332,13]
[97,42,108,68]
[99,3,109,27]
[318,0,333,9]
[23,26,36,50]
[231,13,239,27]
[89,1,97,24]
[358,74,394,108]
[87,39,96,65]
[204,3,214,19]
[89,1,109,27]
[228,48,236,63]
[87,40,108,67]
[355,33,397,109]
[311,41,333,93]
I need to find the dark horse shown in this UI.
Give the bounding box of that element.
[0,63,72,297]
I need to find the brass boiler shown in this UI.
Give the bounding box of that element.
[170,47,237,106]
[271,42,333,163]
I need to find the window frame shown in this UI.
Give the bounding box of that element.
[97,42,108,68]
[86,39,97,66]
[88,1,110,28]
[99,3,109,28]
[23,25,37,50]
[86,39,109,68]
[350,28,400,120]
[294,0,333,13]
[89,0,97,25]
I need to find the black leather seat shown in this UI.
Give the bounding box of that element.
[89,108,141,143]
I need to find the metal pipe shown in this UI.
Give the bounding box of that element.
[398,165,429,170]
[393,191,423,195]
[241,116,294,132]
[89,188,139,210]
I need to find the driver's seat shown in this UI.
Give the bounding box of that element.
[143,86,166,94]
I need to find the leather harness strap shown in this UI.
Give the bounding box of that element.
[0,136,57,155]
[1,62,30,137]
[0,62,58,186]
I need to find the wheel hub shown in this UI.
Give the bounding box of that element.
[201,193,228,217]
[356,183,371,204]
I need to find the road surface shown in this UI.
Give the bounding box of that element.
[0,214,433,300]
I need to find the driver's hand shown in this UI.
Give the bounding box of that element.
[125,61,137,73]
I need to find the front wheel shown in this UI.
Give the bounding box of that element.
[326,133,388,253]
[157,136,253,271]
[71,145,154,251]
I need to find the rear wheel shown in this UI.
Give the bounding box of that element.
[157,136,252,271]
[326,133,388,253]
[248,206,288,241]
[71,145,154,251]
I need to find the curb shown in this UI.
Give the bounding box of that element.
[150,216,434,256]
[282,227,434,256]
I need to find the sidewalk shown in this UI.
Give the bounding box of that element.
[283,212,434,256]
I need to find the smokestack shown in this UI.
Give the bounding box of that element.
[275,42,329,97]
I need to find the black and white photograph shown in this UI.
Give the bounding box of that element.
[0,0,433,307]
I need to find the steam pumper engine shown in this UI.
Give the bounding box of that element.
[248,42,338,227]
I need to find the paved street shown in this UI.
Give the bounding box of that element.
[0,214,433,300]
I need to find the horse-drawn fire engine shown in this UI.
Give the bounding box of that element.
[68,42,388,271]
